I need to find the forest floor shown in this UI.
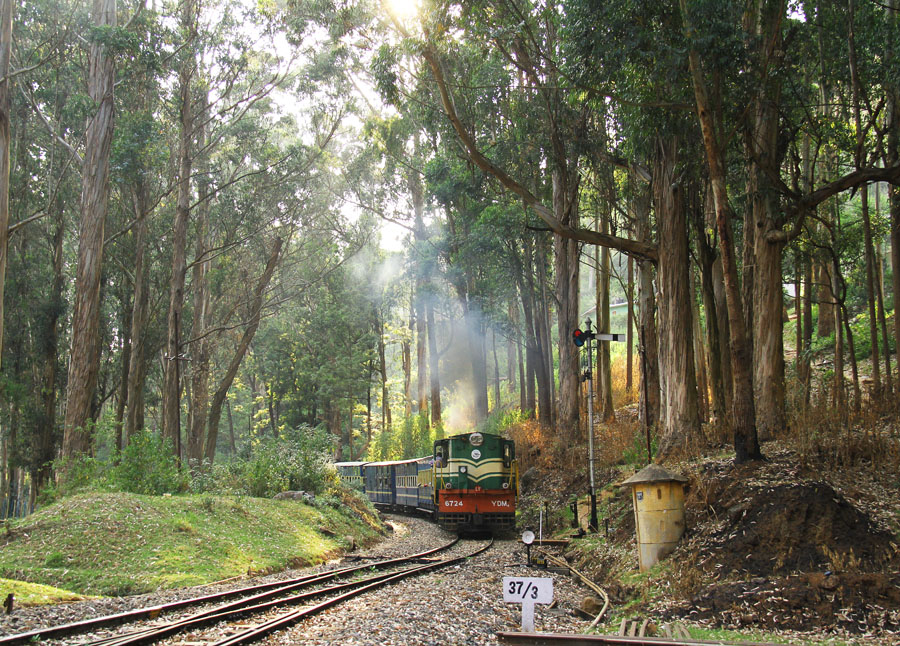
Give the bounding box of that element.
[516,415,900,643]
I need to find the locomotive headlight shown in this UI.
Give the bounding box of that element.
[459,466,468,473]
[468,432,484,446]
[445,482,452,489]
[502,482,509,489]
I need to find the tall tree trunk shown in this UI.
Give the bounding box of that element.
[203,238,283,464]
[553,170,580,441]
[634,187,660,434]
[376,308,391,431]
[187,91,210,467]
[426,301,442,426]
[596,216,614,421]
[626,256,634,395]
[888,1,900,380]
[415,286,427,418]
[124,183,150,441]
[802,254,813,406]
[34,213,64,494]
[849,0,881,395]
[62,0,116,457]
[491,327,501,413]
[695,192,728,423]
[402,293,412,417]
[692,271,710,423]
[753,233,786,440]
[226,398,236,456]
[517,275,538,417]
[816,262,835,338]
[162,0,196,459]
[122,179,150,440]
[750,0,786,441]
[513,303,526,412]
[832,251,846,414]
[410,169,428,419]
[507,301,518,395]
[682,0,762,461]
[842,302,862,411]
[874,239,892,395]
[816,10,836,343]
[798,129,814,406]
[115,311,130,451]
[653,138,701,458]
[522,238,550,425]
[0,0,11,374]
[536,238,555,427]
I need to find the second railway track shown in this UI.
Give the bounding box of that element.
[2,536,491,646]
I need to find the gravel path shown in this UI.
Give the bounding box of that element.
[265,516,590,645]
[0,514,592,645]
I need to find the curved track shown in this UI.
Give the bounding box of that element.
[0,538,465,646]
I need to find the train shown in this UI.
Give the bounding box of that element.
[335,431,518,534]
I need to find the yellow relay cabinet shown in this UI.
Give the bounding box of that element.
[621,464,688,572]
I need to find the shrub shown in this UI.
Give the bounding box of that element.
[109,431,187,495]
[481,408,527,436]
[200,424,337,498]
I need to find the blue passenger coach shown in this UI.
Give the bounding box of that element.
[334,461,367,489]
[363,461,395,505]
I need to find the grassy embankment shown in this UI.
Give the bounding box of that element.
[0,490,384,605]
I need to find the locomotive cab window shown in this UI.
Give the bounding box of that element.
[502,443,514,467]
[434,440,449,466]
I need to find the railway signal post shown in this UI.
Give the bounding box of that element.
[573,319,625,533]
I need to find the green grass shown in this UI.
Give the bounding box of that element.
[0,578,94,606]
[0,491,383,599]
[686,626,849,644]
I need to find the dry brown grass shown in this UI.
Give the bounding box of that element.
[506,419,559,476]
[785,397,900,473]
[611,356,639,410]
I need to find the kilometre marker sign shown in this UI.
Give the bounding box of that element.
[503,576,553,632]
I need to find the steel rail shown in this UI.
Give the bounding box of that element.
[92,552,470,646]
[0,538,458,646]
[495,633,779,646]
[211,538,494,646]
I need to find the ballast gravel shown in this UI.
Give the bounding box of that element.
[0,514,592,645]
[264,516,590,645]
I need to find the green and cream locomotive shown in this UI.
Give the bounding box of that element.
[336,432,518,534]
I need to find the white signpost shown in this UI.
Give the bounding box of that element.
[502,576,553,632]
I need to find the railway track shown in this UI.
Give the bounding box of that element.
[1,537,488,646]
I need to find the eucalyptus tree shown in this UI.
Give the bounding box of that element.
[888,0,900,367]
[157,0,304,461]
[385,0,656,442]
[0,0,11,374]
[417,0,705,455]
[680,0,900,439]
[0,0,93,500]
[160,0,198,458]
[62,0,118,458]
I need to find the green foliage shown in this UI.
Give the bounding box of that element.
[192,425,336,497]
[109,431,187,495]
[480,408,527,437]
[622,429,658,466]
[397,413,433,459]
[368,413,436,460]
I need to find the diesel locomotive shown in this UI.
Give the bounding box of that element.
[335,432,518,533]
